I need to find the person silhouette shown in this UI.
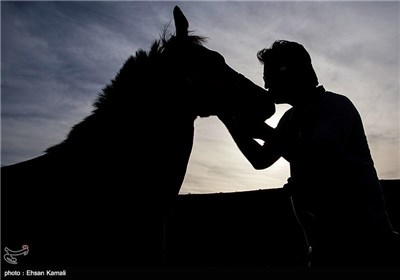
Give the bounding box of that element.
[219,40,398,267]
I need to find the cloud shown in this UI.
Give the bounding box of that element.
[1,1,173,164]
[180,117,290,194]
[1,1,399,192]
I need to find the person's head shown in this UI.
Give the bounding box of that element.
[257,40,318,105]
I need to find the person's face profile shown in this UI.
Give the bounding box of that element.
[263,64,293,105]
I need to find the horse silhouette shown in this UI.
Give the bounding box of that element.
[2,6,275,267]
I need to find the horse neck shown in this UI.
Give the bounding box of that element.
[45,50,200,157]
[46,91,197,158]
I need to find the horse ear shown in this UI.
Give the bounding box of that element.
[173,6,189,38]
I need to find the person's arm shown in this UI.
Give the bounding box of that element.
[219,115,281,170]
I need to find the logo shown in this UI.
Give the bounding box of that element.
[3,245,29,265]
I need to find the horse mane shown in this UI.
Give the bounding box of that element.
[93,40,163,113]
[45,32,206,154]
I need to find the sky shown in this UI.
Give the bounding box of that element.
[1,1,399,194]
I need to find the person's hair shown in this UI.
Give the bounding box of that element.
[257,40,318,87]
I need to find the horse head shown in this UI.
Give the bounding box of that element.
[161,6,275,121]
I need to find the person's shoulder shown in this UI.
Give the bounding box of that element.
[323,90,351,103]
[321,88,357,111]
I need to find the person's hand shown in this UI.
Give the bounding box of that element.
[219,114,267,138]
[246,121,274,141]
[218,114,252,136]
[218,113,239,126]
